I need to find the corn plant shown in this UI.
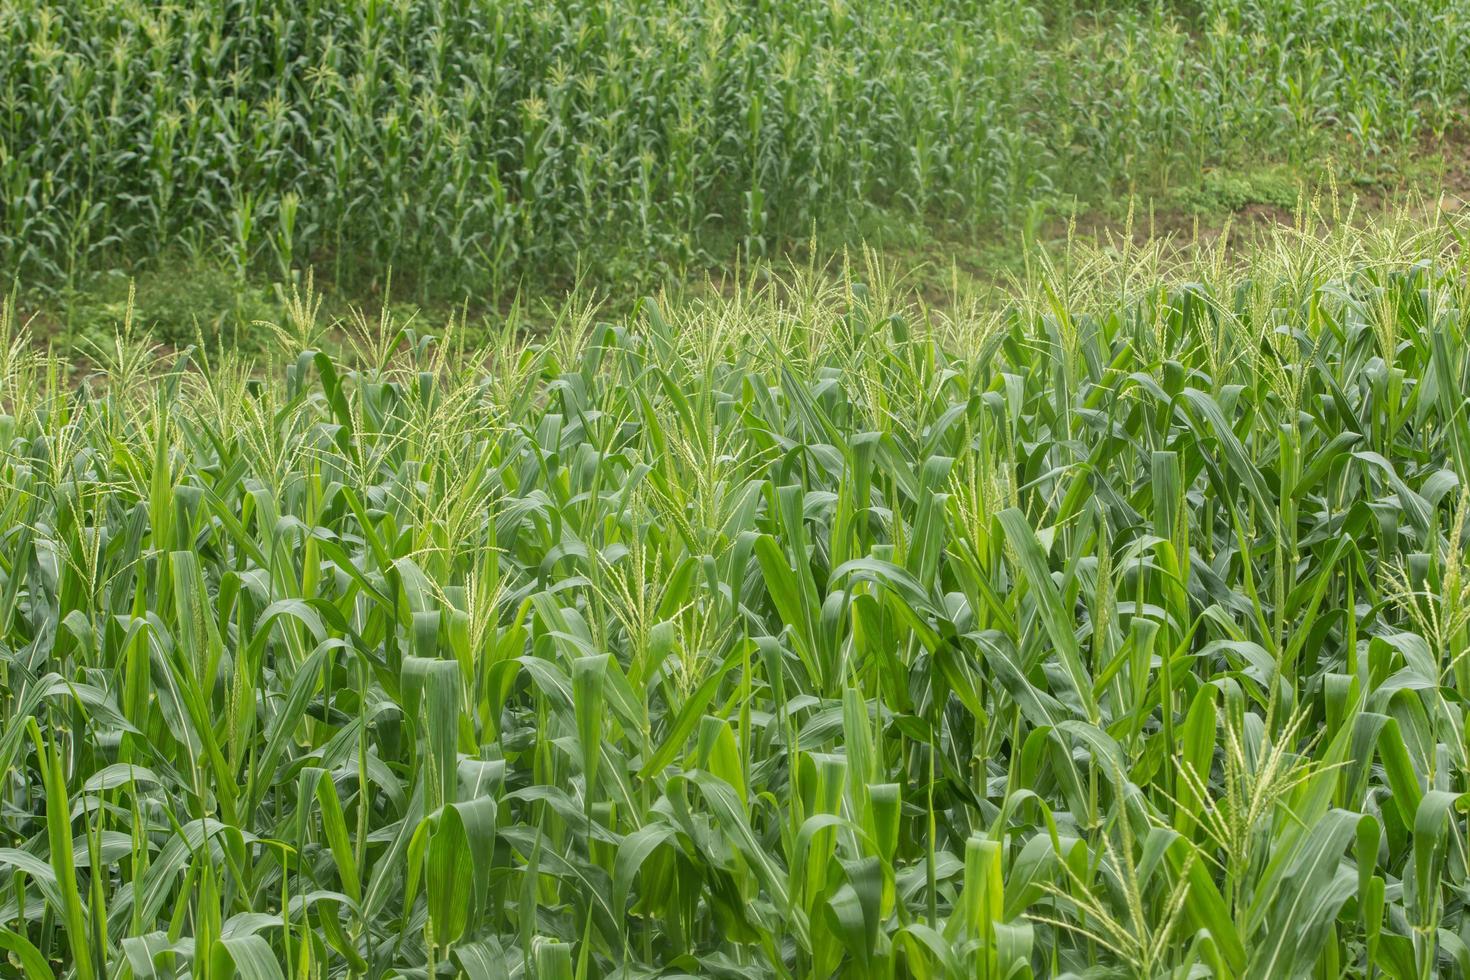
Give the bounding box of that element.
[1,216,1470,977]
[1,0,1468,301]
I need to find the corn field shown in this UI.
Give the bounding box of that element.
[1,217,1469,977]
[2,0,1469,299]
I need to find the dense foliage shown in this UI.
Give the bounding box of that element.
[2,223,1470,976]
[2,0,1468,297]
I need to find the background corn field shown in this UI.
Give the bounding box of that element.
[2,0,1469,300]
[2,218,1470,976]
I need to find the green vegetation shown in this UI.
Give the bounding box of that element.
[3,0,1469,307]
[8,0,1470,976]
[3,215,1470,976]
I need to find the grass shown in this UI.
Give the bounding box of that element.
[23,162,1470,363]
[2,208,1470,976]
